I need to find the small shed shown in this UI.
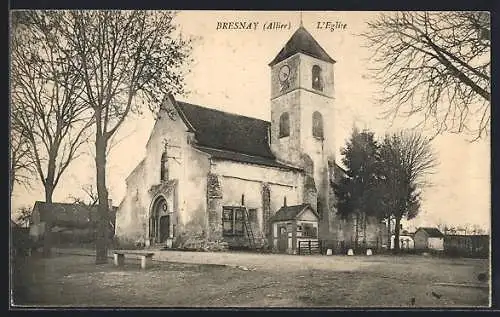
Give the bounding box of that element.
[29,201,118,245]
[414,227,444,251]
[271,204,319,254]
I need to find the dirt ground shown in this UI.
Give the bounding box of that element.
[11,252,489,308]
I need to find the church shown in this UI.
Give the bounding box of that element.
[115,26,384,253]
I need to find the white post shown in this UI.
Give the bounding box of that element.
[347,249,354,256]
[114,253,124,266]
[140,255,147,269]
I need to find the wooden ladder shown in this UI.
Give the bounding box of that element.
[242,207,256,249]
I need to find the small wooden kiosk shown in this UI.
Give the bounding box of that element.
[271,204,319,254]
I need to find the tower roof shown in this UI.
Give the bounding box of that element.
[269,26,336,66]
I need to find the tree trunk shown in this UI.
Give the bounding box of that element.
[354,213,359,249]
[43,183,54,257]
[394,216,401,253]
[363,213,367,247]
[95,135,110,264]
[386,216,391,249]
[45,184,54,203]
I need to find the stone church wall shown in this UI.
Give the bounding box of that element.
[115,161,149,246]
[210,160,303,248]
[270,90,302,166]
[172,147,211,249]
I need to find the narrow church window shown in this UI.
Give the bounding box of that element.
[222,207,245,236]
[312,65,323,91]
[279,112,290,138]
[312,111,324,139]
[161,152,168,181]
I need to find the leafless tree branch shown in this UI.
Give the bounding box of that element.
[11,11,94,202]
[360,11,490,140]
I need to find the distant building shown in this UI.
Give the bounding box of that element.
[390,234,415,250]
[414,227,444,251]
[29,201,117,246]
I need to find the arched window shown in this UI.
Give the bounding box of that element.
[312,65,323,91]
[160,152,168,181]
[279,112,290,138]
[312,111,324,139]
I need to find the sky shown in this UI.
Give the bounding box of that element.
[11,11,491,232]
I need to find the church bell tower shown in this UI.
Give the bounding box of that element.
[269,26,336,239]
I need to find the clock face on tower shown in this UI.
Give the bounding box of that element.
[279,64,290,82]
[278,64,291,92]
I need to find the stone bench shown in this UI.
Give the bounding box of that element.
[113,251,155,269]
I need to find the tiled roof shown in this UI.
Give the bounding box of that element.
[271,203,318,222]
[195,146,301,171]
[33,201,117,228]
[172,99,302,171]
[177,101,275,159]
[269,26,336,66]
[417,227,444,238]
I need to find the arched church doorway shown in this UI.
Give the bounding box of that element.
[150,196,170,244]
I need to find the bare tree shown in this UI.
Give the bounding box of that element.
[51,11,192,263]
[10,11,93,204]
[9,121,35,199]
[69,184,99,207]
[69,184,108,241]
[379,130,438,252]
[361,11,490,140]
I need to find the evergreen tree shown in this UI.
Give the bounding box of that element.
[334,127,382,247]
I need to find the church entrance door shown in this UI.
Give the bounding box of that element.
[150,196,170,245]
[159,215,170,243]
